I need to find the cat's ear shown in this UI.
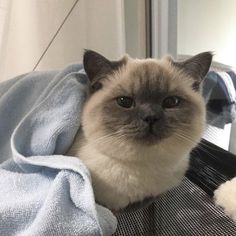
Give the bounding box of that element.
[174,52,213,90]
[83,50,127,91]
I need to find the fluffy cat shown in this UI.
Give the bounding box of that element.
[68,50,212,211]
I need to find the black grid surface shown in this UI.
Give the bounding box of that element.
[113,178,236,236]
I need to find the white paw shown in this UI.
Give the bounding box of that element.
[214,177,236,222]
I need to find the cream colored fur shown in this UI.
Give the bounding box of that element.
[214,177,236,222]
[68,56,207,211]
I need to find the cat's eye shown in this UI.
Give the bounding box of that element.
[162,96,181,108]
[116,96,135,108]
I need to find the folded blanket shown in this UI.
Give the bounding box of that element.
[0,65,117,236]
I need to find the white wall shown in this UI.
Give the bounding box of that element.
[0,0,126,81]
[178,0,236,68]
[124,0,146,58]
[0,0,11,53]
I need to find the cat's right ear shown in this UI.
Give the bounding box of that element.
[83,50,127,92]
[173,52,213,91]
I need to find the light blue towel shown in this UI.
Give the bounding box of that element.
[0,64,117,236]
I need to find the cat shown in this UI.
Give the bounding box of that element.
[68,50,212,211]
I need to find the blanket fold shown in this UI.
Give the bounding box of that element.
[0,65,117,236]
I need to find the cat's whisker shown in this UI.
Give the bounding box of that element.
[174,132,198,146]
[177,128,227,153]
[89,131,128,147]
[174,131,220,159]
[74,133,117,149]
[175,133,212,158]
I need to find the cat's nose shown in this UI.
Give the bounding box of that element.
[143,115,159,125]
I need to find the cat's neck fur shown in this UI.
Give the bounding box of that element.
[68,128,190,210]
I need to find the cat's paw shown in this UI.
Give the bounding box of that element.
[214,177,236,222]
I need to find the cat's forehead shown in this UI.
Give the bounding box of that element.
[128,61,167,87]
[115,60,186,97]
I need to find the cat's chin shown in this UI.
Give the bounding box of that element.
[134,136,160,146]
[132,130,169,146]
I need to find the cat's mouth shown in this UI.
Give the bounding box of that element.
[131,125,166,145]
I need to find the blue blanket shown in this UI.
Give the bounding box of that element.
[0,65,117,236]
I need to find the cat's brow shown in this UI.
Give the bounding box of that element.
[113,85,131,96]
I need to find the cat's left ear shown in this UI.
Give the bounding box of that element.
[83,50,128,92]
[173,52,213,90]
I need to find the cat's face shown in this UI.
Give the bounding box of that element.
[81,50,212,159]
